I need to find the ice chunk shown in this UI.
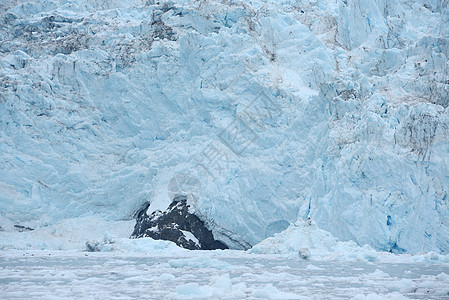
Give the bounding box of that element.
[251,218,378,261]
[168,257,232,269]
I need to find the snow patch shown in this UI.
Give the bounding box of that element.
[181,230,200,247]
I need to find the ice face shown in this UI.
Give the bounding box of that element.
[0,0,448,253]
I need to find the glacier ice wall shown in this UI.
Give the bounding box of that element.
[0,0,448,253]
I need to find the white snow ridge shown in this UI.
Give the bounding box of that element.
[1,0,449,299]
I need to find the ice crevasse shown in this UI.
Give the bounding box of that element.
[0,0,448,253]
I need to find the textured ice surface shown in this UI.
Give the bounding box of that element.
[0,251,449,299]
[0,0,448,253]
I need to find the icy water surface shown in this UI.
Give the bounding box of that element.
[1,251,448,299]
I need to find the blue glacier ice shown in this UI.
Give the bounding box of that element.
[0,0,448,253]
